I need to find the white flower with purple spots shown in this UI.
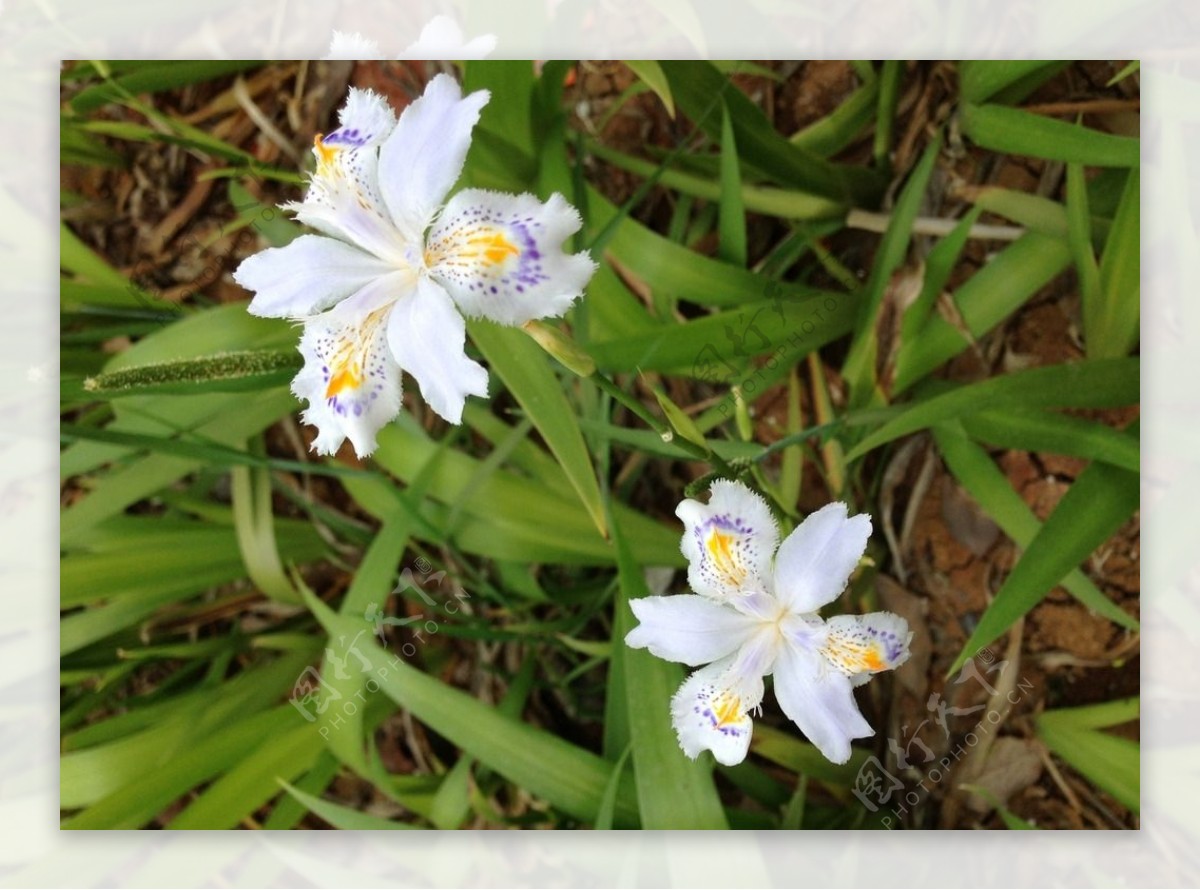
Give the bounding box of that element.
[233,76,595,456]
[625,480,912,766]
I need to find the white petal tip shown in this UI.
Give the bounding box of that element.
[675,499,705,524]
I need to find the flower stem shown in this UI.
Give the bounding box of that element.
[591,372,737,477]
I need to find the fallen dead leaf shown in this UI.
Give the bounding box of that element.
[964,736,1044,814]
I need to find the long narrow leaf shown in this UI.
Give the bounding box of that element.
[893,231,1071,393]
[302,589,640,827]
[960,103,1139,167]
[959,408,1139,472]
[613,517,728,828]
[843,136,940,405]
[958,61,1068,105]
[469,321,608,537]
[1096,169,1140,357]
[949,424,1140,673]
[932,421,1138,630]
[847,358,1139,461]
[717,104,747,267]
[278,779,424,830]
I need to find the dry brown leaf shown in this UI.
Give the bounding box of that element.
[964,737,1044,814]
[939,475,1001,557]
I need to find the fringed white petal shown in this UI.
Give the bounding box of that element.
[772,502,872,613]
[397,16,497,60]
[378,74,489,241]
[670,631,776,766]
[386,276,489,425]
[772,641,874,765]
[822,612,912,686]
[287,88,407,265]
[290,274,411,457]
[426,189,596,326]
[625,594,759,666]
[235,234,393,319]
[324,31,385,60]
[675,480,779,602]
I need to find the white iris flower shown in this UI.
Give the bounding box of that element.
[625,480,912,766]
[233,76,595,456]
[325,17,497,60]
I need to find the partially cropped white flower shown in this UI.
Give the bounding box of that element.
[234,76,595,457]
[625,480,912,766]
[324,16,496,61]
[326,30,385,60]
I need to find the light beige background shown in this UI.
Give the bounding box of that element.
[11,0,1185,883]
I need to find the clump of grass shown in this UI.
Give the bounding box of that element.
[60,59,1139,830]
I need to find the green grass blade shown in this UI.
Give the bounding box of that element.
[61,118,128,168]
[465,61,536,159]
[893,231,1071,393]
[613,518,728,829]
[589,289,855,375]
[62,652,311,824]
[427,659,535,829]
[61,301,294,480]
[843,135,940,405]
[932,422,1138,631]
[659,61,883,205]
[625,61,675,117]
[167,721,324,828]
[602,627,632,760]
[962,186,1075,239]
[231,451,301,604]
[594,745,635,830]
[1107,62,1140,87]
[790,78,878,157]
[960,102,1139,167]
[59,421,373,481]
[82,350,300,397]
[584,183,832,310]
[958,61,1067,104]
[262,751,342,829]
[948,425,1140,674]
[959,407,1139,472]
[317,518,413,773]
[750,723,867,788]
[61,515,324,654]
[847,357,1139,461]
[63,708,297,828]
[1096,169,1140,357]
[718,103,747,267]
[368,417,677,566]
[585,141,844,221]
[277,779,425,829]
[61,221,149,294]
[70,60,266,114]
[1067,161,1105,359]
[302,589,641,827]
[60,389,299,545]
[1041,697,1139,730]
[872,60,902,169]
[469,321,608,537]
[651,386,710,453]
[1037,699,1139,812]
[899,206,982,345]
